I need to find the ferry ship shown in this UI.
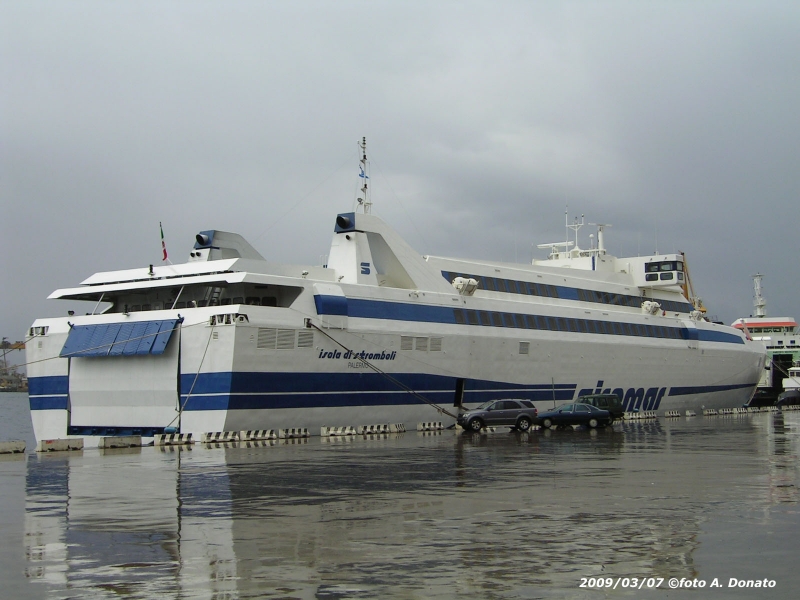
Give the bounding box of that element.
[26,142,766,444]
[731,273,800,401]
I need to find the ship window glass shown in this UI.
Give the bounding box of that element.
[556,318,567,331]
[545,317,556,330]
[485,277,496,291]
[515,281,525,294]
[660,272,674,280]
[221,298,231,305]
[262,296,278,307]
[525,314,537,329]
[578,319,588,333]
[454,309,466,325]
[566,319,578,333]
[527,283,538,296]
[130,304,141,312]
[677,273,684,281]
[514,314,525,328]
[233,297,244,304]
[142,304,151,311]
[622,322,632,336]
[467,310,479,325]
[441,271,451,282]
[503,313,515,327]
[677,261,684,271]
[503,279,513,293]
[646,273,658,281]
[197,300,208,307]
[598,321,609,334]
[491,312,503,327]
[548,285,559,298]
[479,310,491,326]
[246,297,261,305]
[660,263,673,271]
[646,263,659,272]
[611,322,622,335]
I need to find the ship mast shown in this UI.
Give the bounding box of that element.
[752,273,767,318]
[357,136,371,214]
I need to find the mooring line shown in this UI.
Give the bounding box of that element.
[308,322,457,419]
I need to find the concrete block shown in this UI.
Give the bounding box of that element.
[0,440,26,454]
[36,438,84,452]
[98,436,143,449]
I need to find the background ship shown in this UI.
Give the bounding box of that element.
[731,273,800,405]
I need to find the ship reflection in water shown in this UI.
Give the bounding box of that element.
[21,413,800,598]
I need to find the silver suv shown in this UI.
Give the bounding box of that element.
[457,399,539,432]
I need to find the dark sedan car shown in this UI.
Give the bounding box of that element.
[576,393,624,422]
[538,402,613,429]
[457,399,539,432]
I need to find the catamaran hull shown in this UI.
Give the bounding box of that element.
[26,308,765,445]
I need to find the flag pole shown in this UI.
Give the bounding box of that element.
[160,221,173,265]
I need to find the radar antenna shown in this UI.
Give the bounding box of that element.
[356,137,371,214]
[752,273,766,318]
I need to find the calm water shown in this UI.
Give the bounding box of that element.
[2,391,800,599]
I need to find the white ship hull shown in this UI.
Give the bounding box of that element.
[27,292,764,444]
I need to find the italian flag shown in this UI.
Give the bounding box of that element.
[160,222,168,261]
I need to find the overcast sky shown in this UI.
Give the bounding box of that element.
[3,1,800,357]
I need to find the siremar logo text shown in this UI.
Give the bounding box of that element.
[577,380,666,412]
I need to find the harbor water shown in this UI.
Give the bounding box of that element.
[2,391,800,599]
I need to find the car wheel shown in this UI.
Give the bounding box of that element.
[516,417,532,432]
[542,418,553,429]
[588,418,599,428]
[468,418,483,432]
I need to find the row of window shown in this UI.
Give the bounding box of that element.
[453,308,685,340]
[441,271,691,313]
[645,260,684,273]
[645,272,684,282]
[126,296,279,312]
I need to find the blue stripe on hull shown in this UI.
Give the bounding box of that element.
[30,396,70,410]
[667,382,756,396]
[178,371,578,411]
[29,376,70,410]
[28,375,69,396]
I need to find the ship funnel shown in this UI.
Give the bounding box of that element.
[196,233,210,246]
[336,215,351,229]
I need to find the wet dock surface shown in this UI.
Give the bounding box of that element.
[2,393,799,598]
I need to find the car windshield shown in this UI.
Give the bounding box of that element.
[476,400,496,410]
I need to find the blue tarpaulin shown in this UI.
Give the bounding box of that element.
[60,319,181,357]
